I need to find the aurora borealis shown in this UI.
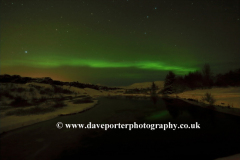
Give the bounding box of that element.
[1,0,239,86]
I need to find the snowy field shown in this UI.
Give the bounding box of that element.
[1,81,240,133]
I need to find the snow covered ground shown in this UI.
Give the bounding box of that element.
[0,82,141,133]
[0,98,98,134]
[0,82,102,133]
[120,81,164,90]
[164,87,240,116]
[172,87,240,108]
[1,81,240,133]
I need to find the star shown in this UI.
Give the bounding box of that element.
[25,51,28,53]
[147,16,149,18]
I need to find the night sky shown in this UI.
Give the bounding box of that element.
[1,0,239,86]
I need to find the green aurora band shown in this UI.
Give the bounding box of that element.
[2,55,198,75]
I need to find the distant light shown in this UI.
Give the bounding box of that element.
[155,7,157,10]
[25,51,27,53]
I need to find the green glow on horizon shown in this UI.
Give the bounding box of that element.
[2,55,198,74]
